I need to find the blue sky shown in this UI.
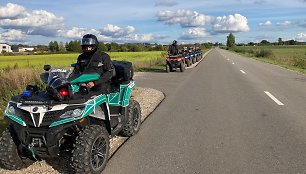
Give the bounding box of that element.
[0,0,306,45]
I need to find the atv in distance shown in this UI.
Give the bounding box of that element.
[0,61,141,174]
[195,47,203,62]
[181,47,192,67]
[166,54,186,73]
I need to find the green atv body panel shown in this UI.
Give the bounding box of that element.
[5,80,136,128]
[70,74,100,92]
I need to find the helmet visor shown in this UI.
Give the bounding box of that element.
[81,38,96,46]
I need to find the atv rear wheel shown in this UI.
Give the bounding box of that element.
[120,99,142,137]
[71,125,110,174]
[0,126,34,170]
[180,62,185,72]
[166,64,170,73]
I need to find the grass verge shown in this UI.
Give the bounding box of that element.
[227,46,306,74]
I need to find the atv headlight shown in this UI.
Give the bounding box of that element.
[72,109,83,117]
[7,105,16,115]
[60,109,83,119]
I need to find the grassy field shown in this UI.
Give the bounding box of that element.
[0,51,165,70]
[230,45,306,73]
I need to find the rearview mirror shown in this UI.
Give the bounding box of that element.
[43,65,51,71]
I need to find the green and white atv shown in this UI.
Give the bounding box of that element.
[0,61,141,173]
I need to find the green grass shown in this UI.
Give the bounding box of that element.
[229,45,306,74]
[0,51,164,69]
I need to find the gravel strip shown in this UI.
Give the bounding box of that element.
[0,87,164,174]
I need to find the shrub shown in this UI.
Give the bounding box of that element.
[255,49,274,58]
[233,48,246,54]
[292,56,306,69]
[0,68,43,115]
[247,49,255,54]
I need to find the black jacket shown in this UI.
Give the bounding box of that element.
[168,44,178,56]
[72,49,114,92]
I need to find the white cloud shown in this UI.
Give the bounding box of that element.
[276,20,292,26]
[157,10,212,27]
[259,20,272,26]
[123,33,166,42]
[58,25,164,43]
[58,27,101,39]
[212,14,250,33]
[157,10,250,34]
[0,3,26,19]
[296,32,306,41]
[101,24,135,38]
[0,3,64,37]
[0,29,27,43]
[180,28,207,40]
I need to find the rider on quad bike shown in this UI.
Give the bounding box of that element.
[166,40,186,72]
[167,40,179,56]
[72,34,115,94]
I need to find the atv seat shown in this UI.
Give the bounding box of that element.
[110,60,134,92]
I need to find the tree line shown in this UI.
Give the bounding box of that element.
[10,41,213,54]
[226,33,306,48]
[49,41,167,53]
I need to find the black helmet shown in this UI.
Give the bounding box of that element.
[81,34,99,52]
[172,40,177,45]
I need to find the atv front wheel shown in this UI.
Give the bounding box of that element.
[0,126,34,170]
[71,125,110,174]
[180,62,185,72]
[186,59,191,67]
[192,57,196,64]
[120,99,142,137]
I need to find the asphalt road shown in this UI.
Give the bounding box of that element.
[103,48,306,174]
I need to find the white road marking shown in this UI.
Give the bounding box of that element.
[232,62,235,64]
[264,91,284,106]
[240,70,246,74]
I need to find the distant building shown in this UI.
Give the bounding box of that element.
[0,43,12,53]
[18,47,35,52]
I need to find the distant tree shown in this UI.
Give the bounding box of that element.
[260,40,270,45]
[154,45,164,51]
[226,33,236,48]
[98,42,107,51]
[66,40,81,52]
[248,42,255,46]
[35,45,48,52]
[201,43,213,49]
[288,39,297,45]
[58,42,66,52]
[65,42,69,51]
[278,38,284,45]
[119,45,129,52]
[110,42,120,52]
[53,41,59,52]
[48,41,55,52]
